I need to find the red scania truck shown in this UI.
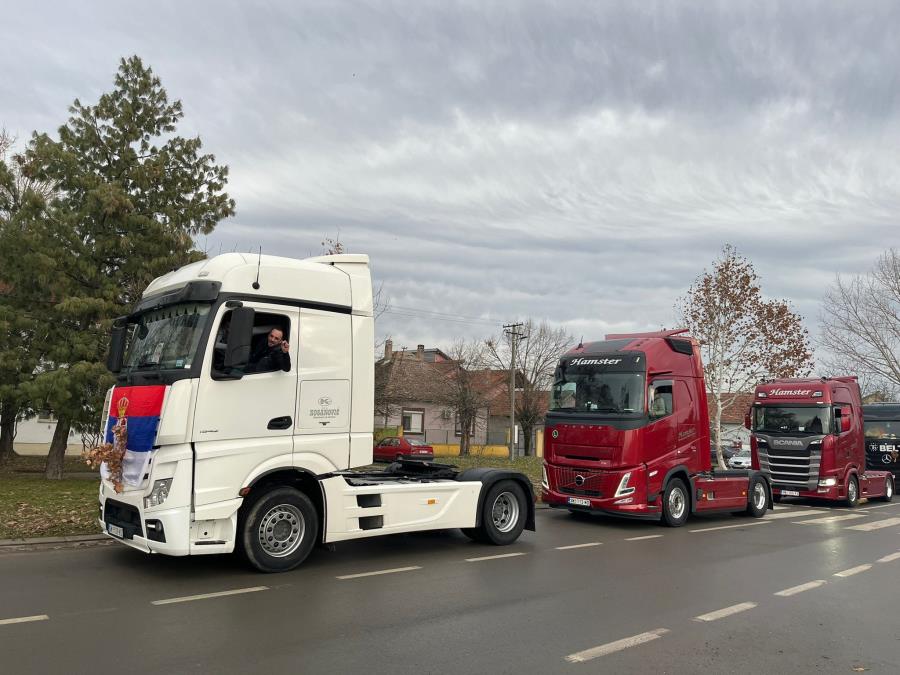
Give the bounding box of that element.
[541,329,771,526]
[750,377,894,506]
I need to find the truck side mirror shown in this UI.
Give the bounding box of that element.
[106,324,127,373]
[840,408,851,433]
[744,409,752,430]
[224,306,255,369]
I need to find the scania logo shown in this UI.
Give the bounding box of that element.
[774,439,804,447]
[318,396,332,407]
[575,475,585,486]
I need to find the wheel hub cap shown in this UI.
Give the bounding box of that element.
[491,492,520,533]
[259,504,305,558]
[669,488,685,519]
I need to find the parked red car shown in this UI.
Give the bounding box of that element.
[373,436,435,462]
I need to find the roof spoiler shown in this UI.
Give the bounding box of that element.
[605,328,690,340]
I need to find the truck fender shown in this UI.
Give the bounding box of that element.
[456,468,536,532]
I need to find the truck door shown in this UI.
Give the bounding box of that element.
[192,303,300,507]
[674,380,699,468]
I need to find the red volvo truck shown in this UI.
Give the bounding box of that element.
[541,329,771,526]
[749,378,894,506]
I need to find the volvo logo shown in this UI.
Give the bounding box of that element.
[575,475,585,486]
[552,430,559,439]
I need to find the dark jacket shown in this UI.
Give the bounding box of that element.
[246,342,291,373]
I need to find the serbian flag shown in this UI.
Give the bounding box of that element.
[105,385,166,487]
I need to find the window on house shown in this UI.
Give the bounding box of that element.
[402,409,424,434]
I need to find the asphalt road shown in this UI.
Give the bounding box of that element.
[2,499,900,674]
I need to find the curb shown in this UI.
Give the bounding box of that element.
[0,533,108,548]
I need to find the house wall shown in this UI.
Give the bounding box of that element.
[374,401,488,446]
[2,415,84,456]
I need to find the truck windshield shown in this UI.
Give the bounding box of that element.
[122,302,211,372]
[550,369,645,414]
[864,420,899,439]
[753,406,831,435]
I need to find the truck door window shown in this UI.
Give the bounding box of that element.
[649,380,674,419]
[213,310,292,375]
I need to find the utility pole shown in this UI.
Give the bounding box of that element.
[503,323,525,459]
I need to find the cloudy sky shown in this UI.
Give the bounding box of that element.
[3,1,898,362]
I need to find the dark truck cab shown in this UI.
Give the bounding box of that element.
[862,403,900,484]
[541,329,770,526]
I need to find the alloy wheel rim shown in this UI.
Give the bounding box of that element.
[491,492,520,533]
[669,487,686,519]
[259,504,305,557]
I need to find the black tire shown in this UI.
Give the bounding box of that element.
[746,476,768,518]
[239,487,318,573]
[661,478,690,527]
[877,476,894,502]
[845,475,860,508]
[467,480,528,545]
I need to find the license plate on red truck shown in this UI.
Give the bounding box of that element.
[780,490,800,497]
[568,497,591,507]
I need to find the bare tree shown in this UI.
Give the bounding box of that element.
[439,339,492,456]
[819,248,900,401]
[676,245,813,468]
[486,319,574,456]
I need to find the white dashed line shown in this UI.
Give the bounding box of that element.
[877,551,900,563]
[565,628,670,663]
[774,580,826,596]
[764,509,827,520]
[693,602,757,622]
[0,615,49,626]
[336,566,422,580]
[792,514,866,525]
[151,586,269,605]
[859,502,900,510]
[625,535,663,541]
[846,517,900,531]
[834,564,872,578]
[555,542,602,550]
[689,521,772,533]
[465,552,527,563]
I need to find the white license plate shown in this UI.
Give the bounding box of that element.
[780,490,800,497]
[107,524,124,538]
[567,497,591,507]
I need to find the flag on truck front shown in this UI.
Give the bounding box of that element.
[104,385,166,487]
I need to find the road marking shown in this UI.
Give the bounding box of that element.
[625,535,663,541]
[0,615,49,626]
[792,514,867,525]
[465,552,527,563]
[774,580,826,596]
[877,552,900,563]
[834,564,872,578]
[846,517,900,531]
[556,542,602,550]
[693,602,757,622]
[151,586,269,605]
[565,628,670,663]
[859,502,900,510]
[689,521,772,533]
[765,509,827,520]
[336,566,422,580]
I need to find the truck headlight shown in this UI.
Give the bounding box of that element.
[541,464,549,490]
[615,472,636,497]
[818,477,837,487]
[145,478,173,508]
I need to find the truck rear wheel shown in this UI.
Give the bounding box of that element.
[463,480,527,545]
[745,476,768,518]
[877,476,894,502]
[845,476,859,508]
[661,478,689,527]
[239,487,318,573]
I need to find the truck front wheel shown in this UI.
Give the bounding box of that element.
[845,476,859,508]
[745,476,768,518]
[239,487,319,573]
[661,478,689,527]
[463,480,527,545]
[877,476,894,502]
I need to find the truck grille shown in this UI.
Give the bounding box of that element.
[756,440,821,491]
[549,466,605,498]
[104,499,143,540]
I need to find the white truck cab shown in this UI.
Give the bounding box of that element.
[99,252,534,572]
